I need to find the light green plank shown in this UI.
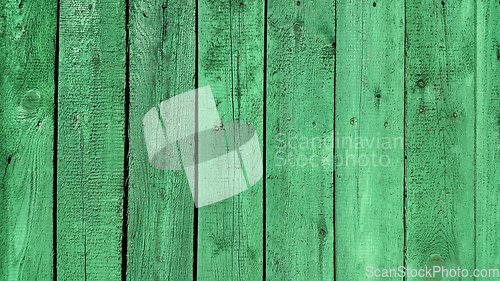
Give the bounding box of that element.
[197,0,264,279]
[127,0,195,279]
[334,0,404,279]
[266,0,334,279]
[476,0,500,278]
[0,0,56,280]
[405,0,475,279]
[57,0,126,279]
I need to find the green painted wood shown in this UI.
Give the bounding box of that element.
[405,0,475,278]
[127,0,195,279]
[2,1,499,280]
[0,0,56,279]
[476,0,500,277]
[57,1,126,279]
[197,0,264,279]
[266,0,334,279]
[334,0,405,279]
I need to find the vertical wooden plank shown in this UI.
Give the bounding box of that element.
[266,0,334,279]
[405,0,475,279]
[476,0,500,278]
[57,0,125,279]
[0,0,56,279]
[127,0,195,279]
[197,0,264,279]
[335,0,405,279]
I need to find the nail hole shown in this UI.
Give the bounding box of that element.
[441,1,445,5]
[384,122,388,127]
[417,79,425,88]
[19,3,23,9]
[453,113,457,118]
[419,108,424,113]
[373,2,376,7]
[287,117,291,121]
[376,94,381,98]
[143,12,147,17]
[350,120,354,125]
[89,4,92,9]
[240,2,244,8]
[37,121,42,126]
[297,1,300,6]
[312,122,316,127]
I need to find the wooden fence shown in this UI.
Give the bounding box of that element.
[1,0,499,280]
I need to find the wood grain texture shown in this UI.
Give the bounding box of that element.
[405,0,475,278]
[127,0,196,279]
[334,0,404,279]
[266,0,335,279]
[2,1,499,280]
[0,0,56,279]
[197,0,264,279]
[57,0,126,279]
[476,0,500,277]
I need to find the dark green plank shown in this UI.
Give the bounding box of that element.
[57,1,126,279]
[127,0,195,279]
[197,0,264,279]
[334,0,404,279]
[476,0,500,278]
[266,0,334,279]
[0,0,56,279]
[405,0,475,279]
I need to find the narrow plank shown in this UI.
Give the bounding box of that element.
[405,0,475,279]
[0,0,56,279]
[334,0,405,279]
[57,1,126,279]
[476,0,500,278]
[127,0,196,279]
[197,0,264,279]
[266,0,334,279]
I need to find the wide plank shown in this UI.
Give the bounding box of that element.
[127,0,196,279]
[405,0,475,279]
[0,0,57,279]
[334,0,405,279]
[57,0,126,279]
[266,0,335,279]
[197,0,264,279]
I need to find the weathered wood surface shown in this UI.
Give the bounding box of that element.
[0,0,56,279]
[476,0,500,277]
[266,0,335,279]
[57,0,126,279]
[127,0,195,279]
[405,1,475,279]
[196,0,264,280]
[335,0,404,279]
[0,1,499,280]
